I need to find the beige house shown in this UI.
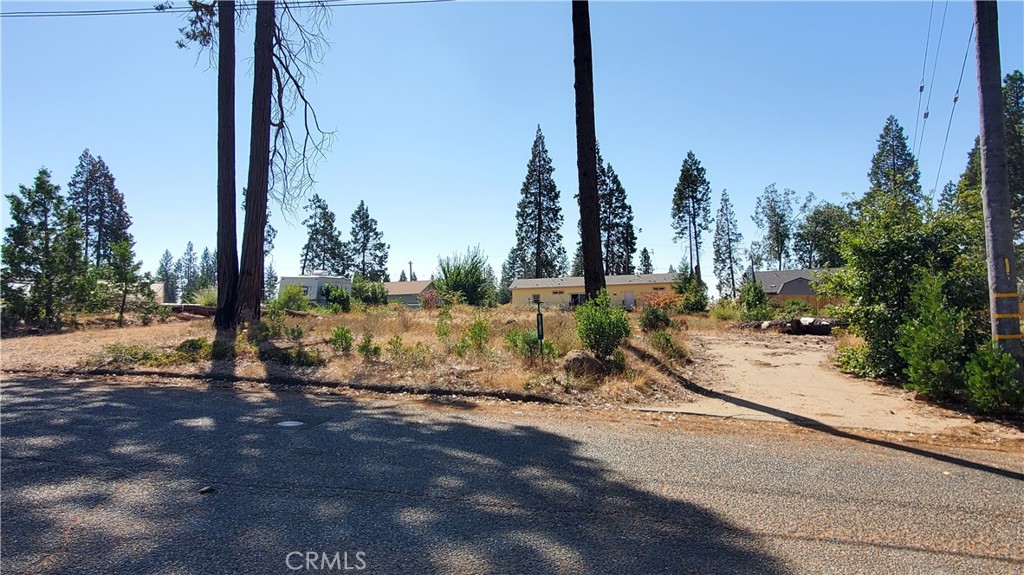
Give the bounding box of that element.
[381,280,434,308]
[509,274,677,309]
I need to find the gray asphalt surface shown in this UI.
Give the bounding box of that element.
[1,376,1022,574]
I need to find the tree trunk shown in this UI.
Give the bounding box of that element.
[215,0,240,330]
[236,0,274,324]
[118,288,127,327]
[572,1,604,299]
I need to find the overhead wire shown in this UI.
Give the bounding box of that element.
[911,0,935,155]
[915,0,950,159]
[1,0,452,19]
[933,21,975,197]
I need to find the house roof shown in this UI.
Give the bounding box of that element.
[279,275,351,282]
[383,280,433,296]
[753,269,838,294]
[510,273,678,291]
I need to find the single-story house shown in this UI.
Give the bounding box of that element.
[278,274,352,305]
[509,273,678,309]
[381,280,434,308]
[150,282,166,304]
[753,268,842,308]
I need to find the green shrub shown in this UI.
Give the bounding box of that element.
[739,280,769,313]
[351,276,389,306]
[176,337,212,360]
[709,299,740,321]
[966,343,1024,414]
[574,289,631,360]
[329,326,354,354]
[210,339,236,360]
[285,325,305,341]
[157,305,172,323]
[259,346,326,367]
[386,334,404,360]
[434,246,497,307]
[357,332,382,362]
[833,344,874,378]
[503,327,556,361]
[673,271,708,313]
[780,299,813,318]
[452,337,471,358]
[189,287,219,307]
[99,343,159,366]
[897,275,971,401]
[435,307,453,350]
[639,306,671,332]
[466,316,490,351]
[319,284,351,312]
[650,330,688,361]
[741,305,775,322]
[608,349,627,373]
[277,284,309,311]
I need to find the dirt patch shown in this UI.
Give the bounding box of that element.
[642,331,1024,445]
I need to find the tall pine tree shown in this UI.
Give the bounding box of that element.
[866,116,923,206]
[503,126,567,283]
[300,194,349,275]
[156,250,179,304]
[67,150,132,267]
[671,151,712,282]
[598,148,637,275]
[712,190,743,297]
[638,248,654,274]
[349,200,388,281]
[199,247,217,289]
[176,242,200,302]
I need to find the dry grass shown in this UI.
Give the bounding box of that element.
[1,305,699,405]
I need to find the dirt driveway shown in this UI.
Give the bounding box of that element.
[642,331,1024,441]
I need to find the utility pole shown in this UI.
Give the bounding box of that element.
[572,0,605,300]
[974,0,1023,366]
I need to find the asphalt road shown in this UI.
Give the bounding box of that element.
[2,376,1022,574]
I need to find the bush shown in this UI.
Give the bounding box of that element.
[504,327,556,361]
[435,245,497,307]
[741,305,775,322]
[320,284,350,312]
[650,330,688,361]
[189,287,219,307]
[357,332,382,362]
[574,289,631,360]
[638,291,680,311]
[329,326,354,354]
[351,275,389,306]
[966,343,1024,414]
[419,289,440,310]
[435,307,452,349]
[709,299,740,321]
[466,316,490,351]
[176,337,212,360]
[259,346,326,367]
[897,275,971,401]
[780,299,813,318]
[639,306,671,332]
[285,325,305,341]
[277,284,309,312]
[739,280,769,313]
[673,271,708,313]
[833,344,874,378]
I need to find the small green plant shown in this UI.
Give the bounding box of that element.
[351,275,389,306]
[650,330,688,361]
[452,337,471,358]
[673,271,709,313]
[386,334,404,360]
[157,305,172,322]
[99,343,159,366]
[639,306,671,332]
[833,344,874,378]
[285,324,305,341]
[608,349,627,373]
[259,346,326,367]
[329,326,354,354]
[210,339,236,360]
[358,332,382,362]
[780,299,813,318]
[320,284,351,312]
[176,337,213,360]
[435,307,453,351]
[965,343,1024,414]
[738,280,773,321]
[276,284,310,311]
[504,327,556,361]
[190,287,219,307]
[709,299,740,321]
[466,316,490,352]
[574,289,631,360]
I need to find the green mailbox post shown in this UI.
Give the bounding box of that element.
[532,294,544,343]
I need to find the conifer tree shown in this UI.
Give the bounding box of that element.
[712,190,743,297]
[177,242,200,301]
[2,168,89,329]
[398,269,407,282]
[752,184,797,271]
[504,126,567,284]
[349,200,388,281]
[67,150,132,266]
[866,116,922,206]
[199,247,217,289]
[300,194,349,275]
[639,248,654,275]
[594,145,637,275]
[264,262,278,302]
[410,271,417,281]
[108,238,150,326]
[156,250,179,304]
[671,151,712,282]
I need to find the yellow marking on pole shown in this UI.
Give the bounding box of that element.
[1005,258,1012,276]
[993,293,1020,298]
[992,313,1020,319]
[993,333,1024,340]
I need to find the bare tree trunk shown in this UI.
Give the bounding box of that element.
[236,0,275,324]
[572,1,604,299]
[215,0,240,330]
[975,0,1023,367]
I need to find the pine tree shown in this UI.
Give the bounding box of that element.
[300,194,349,275]
[67,151,132,267]
[156,250,179,304]
[598,151,637,275]
[410,271,417,281]
[712,190,743,297]
[639,248,654,275]
[108,238,149,326]
[752,184,797,271]
[177,242,200,301]
[1002,70,1024,240]
[506,126,567,282]
[349,200,388,281]
[671,151,712,282]
[199,247,217,289]
[263,262,278,302]
[867,115,922,206]
[398,269,407,282]
[2,168,89,329]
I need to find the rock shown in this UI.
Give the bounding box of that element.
[563,350,606,379]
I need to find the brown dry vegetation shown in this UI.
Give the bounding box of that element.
[1,305,702,406]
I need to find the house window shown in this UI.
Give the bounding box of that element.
[301,286,310,296]
[653,287,665,291]
[552,290,564,295]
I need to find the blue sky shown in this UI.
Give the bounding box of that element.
[3,1,1023,288]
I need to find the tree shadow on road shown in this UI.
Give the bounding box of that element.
[625,343,1024,483]
[1,377,787,574]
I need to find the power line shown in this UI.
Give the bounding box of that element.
[911,0,935,154]
[916,0,950,159]
[1,0,452,19]
[932,21,975,197]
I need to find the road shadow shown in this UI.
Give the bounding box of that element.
[625,343,1024,482]
[1,377,787,574]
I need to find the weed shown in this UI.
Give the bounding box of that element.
[285,325,305,341]
[358,332,382,362]
[709,299,740,321]
[329,326,354,354]
[639,307,671,332]
[466,316,490,352]
[259,346,326,367]
[650,330,688,361]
